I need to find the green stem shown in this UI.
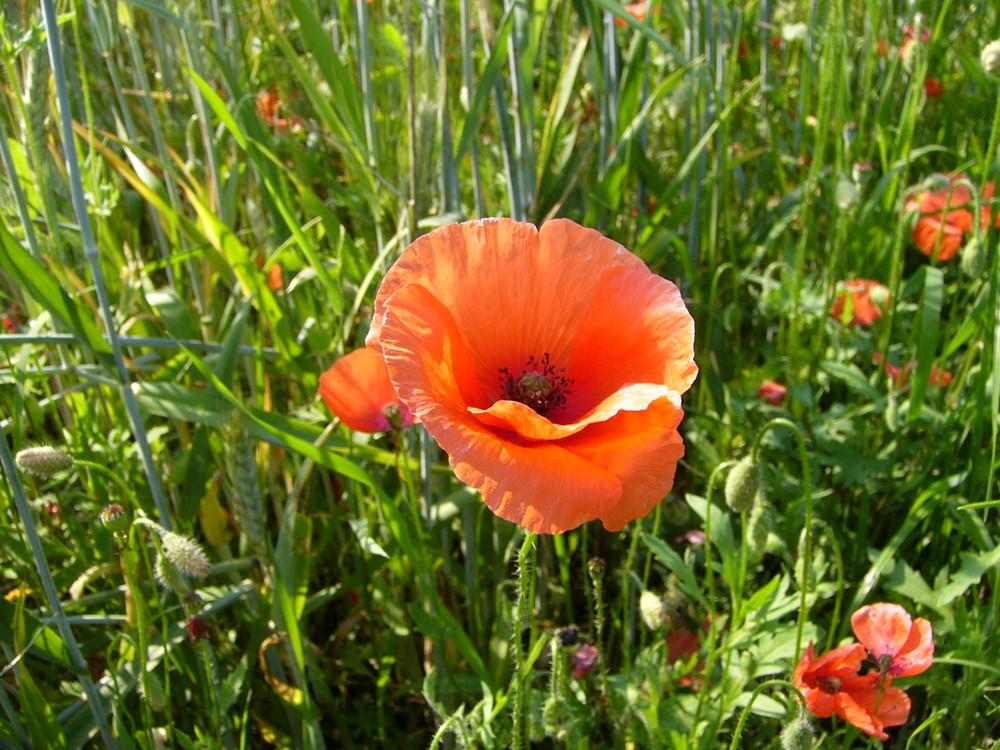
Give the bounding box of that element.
[727,679,808,750]
[512,531,537,750]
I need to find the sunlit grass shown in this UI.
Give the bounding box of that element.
[1,1,999,747]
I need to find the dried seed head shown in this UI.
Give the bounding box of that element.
[100,504,129,533]
[15,446,73,478]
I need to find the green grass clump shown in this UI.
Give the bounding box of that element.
[1,0,999,747]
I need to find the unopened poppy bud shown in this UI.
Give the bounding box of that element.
[780,711,814,750]
[15,446,73,478]
[922,173,951,193]
[835,177,858,211]
[961,236,988,278]
[725,456,760,513]
[160,531,211,578]
[666,81,693,119]
[639,590,669,630]
[747,501,772,557]
[154,551,190,595]
[982,39,1000,77]
[100,503,129,533]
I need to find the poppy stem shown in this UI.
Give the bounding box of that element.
[752,418,814,664]
[512,531,537,750]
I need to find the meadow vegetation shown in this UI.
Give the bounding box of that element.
[1,0,999,747]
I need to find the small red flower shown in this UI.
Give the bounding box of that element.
[830,280,889,327]
[187,616,212,643]
[873,353,953,390]
[571,643,600,678]
[793,642,911,741]
[319,349,417,433]
[923,77,943,97]
[851,603,934,678]
[756,380,787,406]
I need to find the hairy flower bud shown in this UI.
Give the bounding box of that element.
[639,591,669,630]
[961,236,988,278]
[160,531,211,578]
[15,446,73,478]
[725,457,761,513]
[780,711,814,750]
[982,39,1000,77]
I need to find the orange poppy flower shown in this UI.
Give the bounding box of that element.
[905,174,998,261]
[614,1,646,25]
[793,642,911,741]
[830,279,890,326]
[873,353,953,390]
[367,219,698,534]
[756,380,787,406]
[851,603,934,678]
[319,348,417,433]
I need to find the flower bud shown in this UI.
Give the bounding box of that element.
[160,531,211,578]
[666,81,693,119]
[747,501,772,557]
[780,711,814,750]
[835,177,859,211]
[154,551,190,595]
[587,557,605,582]
[639,590,669,630]
[725,457,760,513]
[961,235,988,278]
[100,503,129,534]
[982,39,1000,77]
[15,446,73,478]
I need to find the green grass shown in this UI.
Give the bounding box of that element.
[1,0,999,747]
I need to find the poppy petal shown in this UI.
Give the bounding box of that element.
[379,281,622,533]
[851,603,913,661]
[893,617,934,677]
[319,348,415,433]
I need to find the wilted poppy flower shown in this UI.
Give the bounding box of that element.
[905,174,998,261]
[319,348,417,433]
[757,380,787,406]
[851,603,934,678]
[367,219,697,534]
[830,279,890,326]
[793,642,911,740]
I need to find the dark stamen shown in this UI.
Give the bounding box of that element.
[498,353,573,414]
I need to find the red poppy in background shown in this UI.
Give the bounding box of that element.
[794,642,910,741]
[367,219,698,534]
[830,279,890,326]
[905,174,998,261]
[319,348,417,433]
[756,380,787,406]
[614,1,646,25]
[851,603,934,678]
[873,353,953,389]
[923,77,944,97]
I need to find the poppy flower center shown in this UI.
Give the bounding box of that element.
[816,675,842,694]
[498,353,572,414]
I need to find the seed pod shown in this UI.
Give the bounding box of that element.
[100,504,130,534]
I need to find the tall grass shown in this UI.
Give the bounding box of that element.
[1,0,999,747]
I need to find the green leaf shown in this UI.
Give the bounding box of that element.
[0,220,113,366]
[18,669,67,749]
[908,265,944,421]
